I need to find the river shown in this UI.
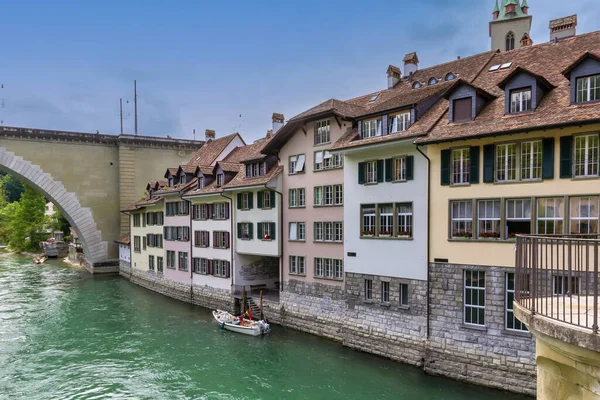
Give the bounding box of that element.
[0,255,529,400]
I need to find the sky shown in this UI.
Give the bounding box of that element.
[0,0,598,143]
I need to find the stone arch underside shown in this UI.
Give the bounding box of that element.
[0,147,108,263]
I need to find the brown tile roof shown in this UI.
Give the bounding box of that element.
[182,178,223,197]
[187,133,244,167]
[418,31,600,143]
[223,140,269,163]
[154,178,198,196]
[216,161,241,173]
[198,165,214,176]
[114,234,131,245]
[120,196,162,212]
[179,165,197,174]
[222,165,283,190]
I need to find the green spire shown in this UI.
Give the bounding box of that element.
[495,0,527,21]
[521,0,528,7]
[493,0,499,13]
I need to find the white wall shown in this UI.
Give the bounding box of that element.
[119,244,130,262]
[213,135,245,165]
[343,142,428,281]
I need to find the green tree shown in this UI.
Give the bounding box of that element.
[47,207,70,236]
[2,174,25,203]
[0,202,17,244]
[9,185,47,251]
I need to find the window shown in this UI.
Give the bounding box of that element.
[193,258,205,274]
[553,275,581,295]
[506,273,527,331]
[216,174,224,187]
[477,200,501,239]
[262,191,271,209]
[576,74,600,103]
[289,188,305,208]
[314,150,342,171]
[142,236,147,250]
[537,198,564,234]
[570,196,599,234]
[324,186,333,206]
[362,118,382,138]
[239,222,252,240]
[464,270,485,326]
[178,252,188,271]
[400,283,409,306]
[149,255,155,271]
[180,174,187,185]
[314,222,323,242]
[258,222,273,240]
[496,143,517,182]
[574,134,599,177]
[381,281,390,302]
[453,98,472,122]
[506,32,515,52]
[361,205,376,236]
[157,257,163,273]
[506,199,532,239]
[365,279,373,300]
[379,204,393,236]
[397,203,413,237]
[213,203,229,219]
[289,256,306,275]
[324,259,333,278]
[334,185,343,205]
[428,78,438,85]
[198,177,204,189]
[314,258,323,277]
[133,214,141,227]
[451,148,470,184]
[389,112,410,133]
[393,157,406,181]
[313,258,341,279]
[450,201,473,239]
[289,222,306,241]
[241,193,250,210]
[212,260,229,278]
[313,185,342,206]
[313,186,322,206]
[445,72,456,81]
[314,222,341,243]
[133,236,141,253]
[246,162,266,178]
[366,161,377,184]
[334,222,343,242]
[413,82,422,89]
[521,141,543,180]
[334,260,343,280]
[214,231,230,249]
[289,154,306,174]
[166,201,189,216]
[166,251,176,269]
[168,177,174,187]
[195,230,210,247]
[314,119,330,145]
[510,88,532,113]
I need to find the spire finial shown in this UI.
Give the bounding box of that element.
[493,0,500,13]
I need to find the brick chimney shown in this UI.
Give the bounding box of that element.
[205,129,216,141]
[550,15,577,42]
[387,65,401,89]
[272,113,284,134]
[403,52,419,76]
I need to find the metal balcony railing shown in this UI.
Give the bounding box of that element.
[515,234,599,334]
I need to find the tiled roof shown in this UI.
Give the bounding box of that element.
[182,178,223,198]
[120,196,162,212]
[179,165,197,174]
[223,140,269,163]
[222,165,283,190]
[217,161,242,173]
[187,133,243,167]
[418,31,600,143]
[198,165,214,176]
[154,178,198,196]
[114,234,131,245]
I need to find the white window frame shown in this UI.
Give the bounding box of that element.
[314,222,324,242]
[496,143,517,182]
[399,283,409,306]
[362,118,382,138]
[464,270,486,326]
[393,157,407,182]
[553,275,581,296]
[366,161,377,184]
[505,199,532,239]
[381,281,390,303]
[520,140,543,181]
[334,222,343,242]
[397,203,413,237]
[379,204,394,236]
[314,258,323,277]
[315,119,331,145]
[361,205,376,236]
[574,134,599,178]
[289,222,306,242]
[451,148,470,185]
[216,174,224,187]
[334,259,343,280]
[389,112,410,133]
[477,199,501,239]
[576,74,600,103]
[334,185,343,205]
[262,191,271,209]
[570,196,599,234]
[505,273,527,331]
[324,186,333,206]
[510,88,532,113]
[451,200,473,239]
[314,186,323,206]
[537,197,564,235]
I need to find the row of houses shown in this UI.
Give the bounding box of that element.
[118,6,600,395]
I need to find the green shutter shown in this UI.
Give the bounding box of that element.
[440,150,451,185]
[270,191,276,208]
[483,144,495,183]
[248,192,254,209]
[237,223,242,239]
[358,162,365,184]
[258,223,263,239]
[406,155,414,181]
[560,136,573,179]
[270,223,276,240]
[542,138,555,180]
[249,223,254,239]
[237,193,242,209]
[376,160,384,183]
[384,159,392,182]
[257,191,264,209]
[470,146,480,184]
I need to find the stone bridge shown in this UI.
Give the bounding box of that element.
[0,126,203,272]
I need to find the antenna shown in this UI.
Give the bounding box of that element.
[120,98,124,135]
[134,80,138,135]
[193,129,196,141]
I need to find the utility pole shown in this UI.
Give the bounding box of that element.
[134,80,138,135]
[119,98,123,135]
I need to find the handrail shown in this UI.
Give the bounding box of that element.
[515,234,599,334]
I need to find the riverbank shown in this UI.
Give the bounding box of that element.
[119,264,536,397]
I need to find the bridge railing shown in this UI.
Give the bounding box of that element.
[515,234,599,333]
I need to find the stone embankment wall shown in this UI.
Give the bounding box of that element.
[119,263,536,396]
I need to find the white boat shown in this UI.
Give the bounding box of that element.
[212,309,270,336]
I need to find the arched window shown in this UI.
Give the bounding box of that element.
[412,82,422,89]
[445,73,456,81]
[506,32,515,51]
[428,78,438,85]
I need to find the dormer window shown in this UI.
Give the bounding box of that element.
[198,177,204,189]
[576,75,600,103]
[389,112,411,133]
[362,118,382,139]
[149,189,153,198]
[453,98,473,122]
[246,162,266,178]
[216,173,224,187]
[180,174,186,185]
[428,78,438,85]
[412,82,422,89]
[510,88,532,113]
[445,73,456,81]
[168,177,174,187]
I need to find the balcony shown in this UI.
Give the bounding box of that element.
[514,234,600,399]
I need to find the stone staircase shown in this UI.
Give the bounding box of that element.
[246,297,262,320]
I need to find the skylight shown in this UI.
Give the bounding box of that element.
[500,62,513,69]
[369,93,379,102]
[412,82,422,89]
[488,65,501,72]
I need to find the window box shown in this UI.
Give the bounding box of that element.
[452,231,473,239]
[262,235,271,241]
[398,230,412,238]
[242,234,249,240]
[479,232,500,239]
[362,231,375,237]
[379,230,392,237]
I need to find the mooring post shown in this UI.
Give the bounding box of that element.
[260,290,263,320]
[242,285,246,315]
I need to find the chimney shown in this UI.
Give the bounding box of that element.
[386,65,401,89]
[403,52,419,76]
[520,33,533,47]
[205,129,216,141]
[272,113,284,134]
[550,15,577,42]
[266,129,273,140]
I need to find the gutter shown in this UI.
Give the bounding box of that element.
[219,191,235,288]
[415,143,431,340]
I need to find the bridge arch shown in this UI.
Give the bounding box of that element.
[0,147,107,263]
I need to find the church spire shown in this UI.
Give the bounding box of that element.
[493,0,500,20]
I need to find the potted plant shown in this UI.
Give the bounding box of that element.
[453,231,473,239]
[398,230,412,238]
[242,233,249,240]
[479,231,500,239]
[362,230,375,237]
[263,234,271,241]
[507,232,520,240]
[379,229,392,237]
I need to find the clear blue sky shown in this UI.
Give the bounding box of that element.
[0,0,597,143]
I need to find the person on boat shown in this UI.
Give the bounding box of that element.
[248,310,252,320]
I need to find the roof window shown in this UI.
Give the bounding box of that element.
[445,73,456,81]
[428,78,438,85]
[369,93,379,102]
[412,82,422,89]
[488,65,501,72]
[500,62,513,70]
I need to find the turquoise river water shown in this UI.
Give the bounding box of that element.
[0,254,530,400]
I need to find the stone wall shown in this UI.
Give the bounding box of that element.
[425,263,536,396]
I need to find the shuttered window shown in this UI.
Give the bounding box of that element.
[453,97,472,122]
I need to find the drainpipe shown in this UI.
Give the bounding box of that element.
[188,199,193,302]
[219,191,234,289]
[265,184,284,294]
[416,144,431,340]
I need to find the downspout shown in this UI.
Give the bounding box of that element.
[119,209,134,280]
[188,199,193,303]
[416,144,431,340]
[219,192,234,289]
[266,184,284,295]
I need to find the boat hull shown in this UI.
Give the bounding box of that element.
[212,310,269,336]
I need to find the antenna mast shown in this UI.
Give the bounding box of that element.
[120,98,123,134]
[134,80,138,135]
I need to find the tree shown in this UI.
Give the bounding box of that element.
[9,185,47,251]
[47,207,70,236]
[2,174,25,203]
[0,202,17,244]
